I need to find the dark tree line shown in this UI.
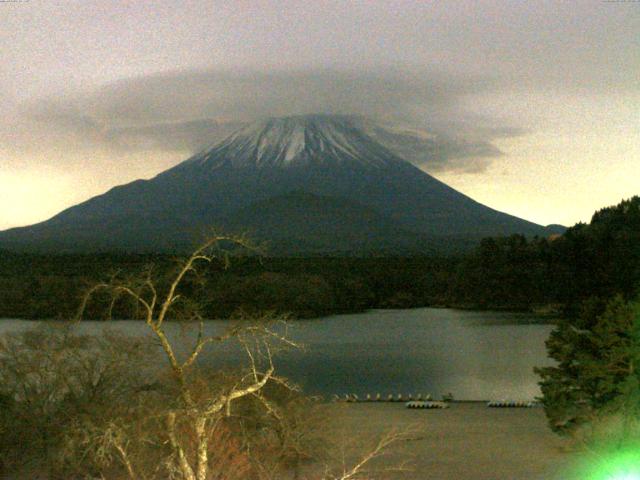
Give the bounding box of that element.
[531,197,640,439]
[451,196,640,315]
[0,252,457,320]
[0,196,638,320]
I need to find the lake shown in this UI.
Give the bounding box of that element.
[0,308,555,401]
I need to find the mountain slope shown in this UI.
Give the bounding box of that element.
[225,191,432,254]
[0,115,553,254]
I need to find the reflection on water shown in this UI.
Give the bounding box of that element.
[0,308,554,400]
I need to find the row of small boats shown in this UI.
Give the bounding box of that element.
[333,394,538,408]
[486,400,538,408]
[334,393,434,402]
[406,400,537,409]
[406,400,449,409]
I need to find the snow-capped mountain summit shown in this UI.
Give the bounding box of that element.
[0,115,557,254]
[184,115,404,170]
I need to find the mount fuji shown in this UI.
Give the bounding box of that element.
[0,115,558,254]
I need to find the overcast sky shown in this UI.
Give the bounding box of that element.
[1,0,638,230]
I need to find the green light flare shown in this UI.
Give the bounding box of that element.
[574,445,640,480]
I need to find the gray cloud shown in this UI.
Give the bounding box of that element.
[3,68,523,173]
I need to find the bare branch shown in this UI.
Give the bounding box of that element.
[75,282,110,321]
[156,234,257,329]
[328,426,421,480]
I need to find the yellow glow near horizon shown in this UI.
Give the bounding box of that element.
[438,91,640,226]
[0,149,185,230]
[0,168,74,230]
[437,128,640,227]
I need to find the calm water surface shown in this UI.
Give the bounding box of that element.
[0,308,554,401]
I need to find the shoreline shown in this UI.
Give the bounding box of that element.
[323,402,576,480]
[0,304,561,323]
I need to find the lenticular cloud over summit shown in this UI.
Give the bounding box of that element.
[5,69,516,175]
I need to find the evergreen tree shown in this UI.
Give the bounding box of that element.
[536,296,639,435]
[602,300,640,444]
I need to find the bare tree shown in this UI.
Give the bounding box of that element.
[75,234,306,480]
[0,234,420,479]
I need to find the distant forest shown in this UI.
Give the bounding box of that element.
[0,196,638,320]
